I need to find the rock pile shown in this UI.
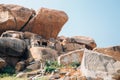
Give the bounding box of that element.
[0,4,120,80]
[0,4,68,39]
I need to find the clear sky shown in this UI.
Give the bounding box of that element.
[0,0,120,47]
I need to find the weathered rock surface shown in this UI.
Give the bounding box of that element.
[23,8,68,39]
[1,30,24,39]
[29,47,58,61]
[58,49,84,65]
[3,56,20,66]
[0,37,27,57]
[63,43,85,52]
[70,36,97,49]
[26,61,40,71]
[24,31,39,39]
[0,58,6,69]
[81,49,120,80]
[15,61,26,72]
[0,4,35,34]
[54,41,63,53]
[0,5,16,33]
[94,45,120,61]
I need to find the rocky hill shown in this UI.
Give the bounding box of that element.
[0,4,120,80]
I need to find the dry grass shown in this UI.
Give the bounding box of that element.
[0,76,27,80]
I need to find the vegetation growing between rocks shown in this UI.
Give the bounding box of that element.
[44,61,80,73]
[0,65,15,78]
[44,61,62,73]
[70,62,80,68]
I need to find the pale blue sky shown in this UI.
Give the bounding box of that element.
[0,0,120,47]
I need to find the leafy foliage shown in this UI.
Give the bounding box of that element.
[44,61,62,73]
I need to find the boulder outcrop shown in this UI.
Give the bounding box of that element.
[81,49,120,80]
[94,45,120,61]
[0,37,27,57]
[0,4,35,34]
[70,36,97,49]
[0,4,68,39]
[22,8,68,39]
[29,47,58,61]
[0,3,120,80]
[58,49,84,65]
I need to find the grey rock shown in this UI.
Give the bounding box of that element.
[58,49,84,65]
[81,49,120,80]
[70,36,97,49]
[26,61,40,70]
[63,43,85,52]
[94,45,120,61]
[0,37,27,57]
[1,30,24,39]
[28,47,58,69]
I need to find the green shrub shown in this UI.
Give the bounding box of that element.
[0,65,16,77]
[44,61,62,73]
[44,66,56,73]
[70,62,80,68]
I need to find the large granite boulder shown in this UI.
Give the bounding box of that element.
[94,45,120,61]
[69,36,97,50]
[28,47,58,69]
[0,5,16,33]
[23,8,68,39]
[0,37,27,57]
[63,43,85,52]
[0,4,35,34]
[58,49,84,65]
[29,47,58,61]
[81,49,120,80]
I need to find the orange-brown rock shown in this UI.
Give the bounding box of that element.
[15,61,26,72]
[23,8,68,39]
[94,45,120,61]
[0,5,16,34]
[0,58,6,69]
[0,4,35,34]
